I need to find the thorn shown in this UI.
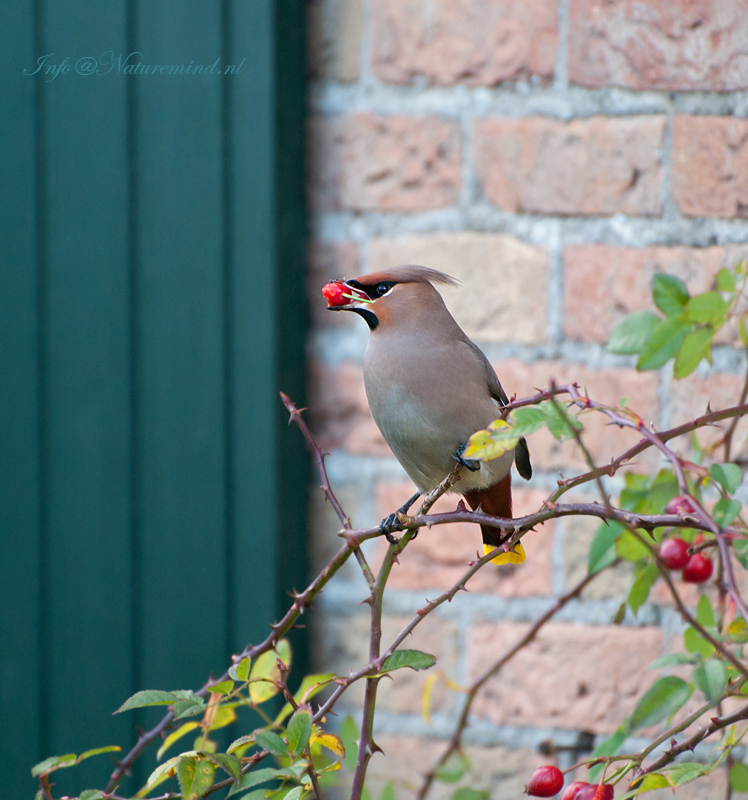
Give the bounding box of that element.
[369,740,385,756]
[670,738,677,748]
[456,498,468,512]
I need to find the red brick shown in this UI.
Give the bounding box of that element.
[568,0,748,92]
[373,484,555,597]
[308,113,461,212]
[307,360,389,456]
[473,116,665,216]
[308,240,361,330]
[467,620,663,732]
[672,115,748,219]
[369,232,549,344]
[562,245,748,344]
[371,0,557,86]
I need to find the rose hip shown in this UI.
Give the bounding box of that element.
[526,765,564,797]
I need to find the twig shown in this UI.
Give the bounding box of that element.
[416,566,608,800]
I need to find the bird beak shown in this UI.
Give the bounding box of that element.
[321,280,373,311]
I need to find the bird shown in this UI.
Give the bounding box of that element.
[321,265,532,565]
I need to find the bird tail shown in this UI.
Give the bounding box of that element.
[464,474,526,566]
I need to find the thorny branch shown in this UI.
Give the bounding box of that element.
[40,385,748,800]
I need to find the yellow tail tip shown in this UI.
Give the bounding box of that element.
[484,541,526,566]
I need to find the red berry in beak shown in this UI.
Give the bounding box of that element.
[322,281,349,308]
[659,537,690,570]
[683,553,713,583]
[526,765,564,797]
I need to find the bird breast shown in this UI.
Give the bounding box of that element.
[364,373,514,495]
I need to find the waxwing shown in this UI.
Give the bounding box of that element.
[322,265,532,565]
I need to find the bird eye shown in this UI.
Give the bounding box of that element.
[376,282,393,296]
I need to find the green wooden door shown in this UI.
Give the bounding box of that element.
[0,2,308,796]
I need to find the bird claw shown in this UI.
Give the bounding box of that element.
[379,512,401,543]
[454,443,480,472]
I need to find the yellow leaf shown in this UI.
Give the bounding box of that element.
[463,420,520,462]
[249,641,292,705]
[156,722,200,761]
[311,731,345,758]
[421,672,439,725]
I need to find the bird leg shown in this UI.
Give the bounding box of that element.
[379,490,421,544]
[454,442,480,472]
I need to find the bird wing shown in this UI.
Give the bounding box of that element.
[461,338,532,481]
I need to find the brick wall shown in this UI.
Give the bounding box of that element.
[305,1,748,797]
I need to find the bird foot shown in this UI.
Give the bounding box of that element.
[378,491,422,544]
[454,443,480,472]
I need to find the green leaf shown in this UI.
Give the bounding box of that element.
[227,733,255,755]
[608,310,660,355]
[741,317,748,348]
[339,716,359,772]
[649,652,699,669]
[172,697,206,719]
[730,761,748,793]
[637,316,692,371]
[711,463,743,493]
[652,273,690,316]
[452,789,489,800]
[628,562,659,615]
[697,594,716,628]
[80,792,105,800]
[616,530,650,562]
[209,680,234,696]
[717,267,737,292]
[684,626,715,658]
[693,658,727,704]
[714,498,742,527]
[255,729,288,758]
[180,758,216,800]
[380,649,437,674]
[734,540,748,570]
[380,783,396,800]
[287,706,313,757]
[542,401,582,440]
[685,291,728,326]
[226,767,287,798]
[588,521,624,574]
[177,757,197,798]
[434,752,469,784]
[674,326,714,378]
[77,745,122,762]
[142,755,184,793]
[627,676,693,731]
[663,762,707,786]
[631,773,672,792]
[510,406,551,435]
[284,786,308,800]
[31,754,76,777]
[229,656,252,682]
[588,728,626,781]
[115,690,182,713]
[211,753,242,784]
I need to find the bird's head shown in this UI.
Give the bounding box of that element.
[321,265,459,331]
